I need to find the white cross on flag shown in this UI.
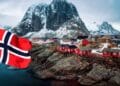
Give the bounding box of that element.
[0,28,32,69]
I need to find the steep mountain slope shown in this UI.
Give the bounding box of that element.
[90,22,120,35]
[12,0,89,38]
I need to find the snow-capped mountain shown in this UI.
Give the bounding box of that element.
[12,0,89,38]
[90,22,120,35]
[0,25,12,32]
[3,25,13,32]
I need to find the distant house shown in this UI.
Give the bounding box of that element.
[31,37,45,44]
[31,37,56,45]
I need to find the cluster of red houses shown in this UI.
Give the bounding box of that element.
[56,36,120,58]
[103,49,120,58]
[31,36,120,58]
[56,46,120,58]
[56,46,92,57]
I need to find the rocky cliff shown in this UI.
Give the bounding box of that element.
[12,0,89,38]
[29,43,120,86]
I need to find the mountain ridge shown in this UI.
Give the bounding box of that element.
[90,21,120,35]
[12,0,89,38]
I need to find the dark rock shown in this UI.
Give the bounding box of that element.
[87,64,113,81]
[47,52,64,62]
[78,76,97,85]
[51,56,88,71]
[51,80,80,86]
[34,55,89,80]
[93,81,108,86]
[30,44,120,86]
[109,71,120,86]
[12,0,89,36]
[37,49,54,58]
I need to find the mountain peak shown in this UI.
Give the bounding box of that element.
[12,0,89,38]
[101,21,111,28]
[90,21,120,35]
[99,21,113,31]
[52,0,67,3]
[102,21,109,24]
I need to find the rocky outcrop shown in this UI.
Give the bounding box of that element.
[12,0,89,37]
[30,44,120,86]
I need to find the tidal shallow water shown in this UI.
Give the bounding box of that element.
[0,64,51,86]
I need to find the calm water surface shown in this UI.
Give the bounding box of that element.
[0,64,51,86]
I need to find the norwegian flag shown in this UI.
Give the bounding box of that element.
[0,29,32,69]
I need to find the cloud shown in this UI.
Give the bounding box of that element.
[69,0,120,31]
[0,0,52,26]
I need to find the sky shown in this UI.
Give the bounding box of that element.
[0,0,120,31]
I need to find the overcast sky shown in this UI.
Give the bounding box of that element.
[0,0,120,31]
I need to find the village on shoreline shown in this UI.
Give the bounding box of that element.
[31,35,120,58]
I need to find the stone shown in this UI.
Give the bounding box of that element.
[87,64,112,81]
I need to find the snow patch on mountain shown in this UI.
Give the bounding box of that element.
[24,27,78,39]
[90,22,120,35]
[12,0,89,38]
[24,16,86,39]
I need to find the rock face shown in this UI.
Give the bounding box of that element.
[30,44,120,86]
[12,0,89,38]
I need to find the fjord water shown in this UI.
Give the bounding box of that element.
[0,64,50,86]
